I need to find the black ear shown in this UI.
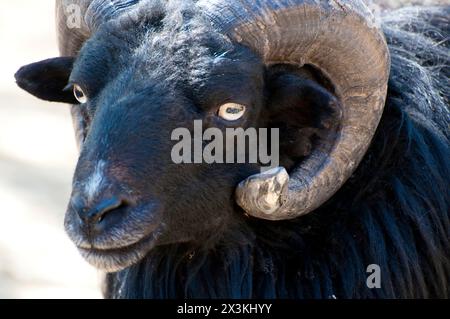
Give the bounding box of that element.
[15,57,78,104]
[265,65,342,169]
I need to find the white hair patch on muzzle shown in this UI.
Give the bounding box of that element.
[84,160,107,202]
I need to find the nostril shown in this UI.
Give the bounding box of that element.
[86,197,126,224]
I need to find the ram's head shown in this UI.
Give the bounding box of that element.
[15,0,389,272]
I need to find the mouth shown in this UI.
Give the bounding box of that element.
[65,199,165,273]
[77,228,163,273]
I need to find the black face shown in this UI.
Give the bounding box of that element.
[15,16,339,272]
[63,22,271,271]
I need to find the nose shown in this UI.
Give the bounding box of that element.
[71,195,126,232]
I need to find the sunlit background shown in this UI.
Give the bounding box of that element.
[0,0,447,299]
[0,1,100,298]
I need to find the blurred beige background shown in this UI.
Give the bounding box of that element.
[0,0,448,299]
[0,1,100,298]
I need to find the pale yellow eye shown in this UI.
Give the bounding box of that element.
[218,103,246,121]
[73,84,87,104]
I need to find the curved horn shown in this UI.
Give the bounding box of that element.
[200,0,390,220]
[56,0,140,56]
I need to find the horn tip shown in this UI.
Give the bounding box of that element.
[236,166,289,220]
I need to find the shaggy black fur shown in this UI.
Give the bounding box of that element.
[102,6,449,298]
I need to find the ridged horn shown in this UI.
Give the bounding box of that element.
[56,0,140,56]
[199,0,390,220]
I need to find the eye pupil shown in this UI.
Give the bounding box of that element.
[227,107,240,114]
